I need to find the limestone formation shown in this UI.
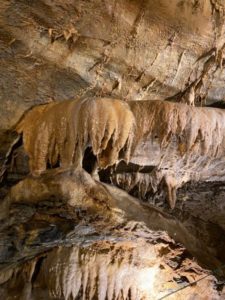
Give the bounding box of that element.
[16,98,135,174]
[124,100,225,208]
[14,98,225,209]
[0,168,221,300]
[1,0,225,298]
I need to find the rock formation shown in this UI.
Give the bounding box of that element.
[15,98,225,208]
[118,100,225,208]
[16,98,135,174]
[1,0,225,299]
[0,168,222,299]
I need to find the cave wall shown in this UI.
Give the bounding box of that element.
[1,1,225,298]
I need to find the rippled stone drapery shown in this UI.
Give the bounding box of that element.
[15,98,225,208]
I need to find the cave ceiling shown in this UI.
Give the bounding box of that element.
[1,0,225,129]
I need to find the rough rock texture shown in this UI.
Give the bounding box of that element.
[1,0,225,299]
[0,242,219,300]
[114,100,225,207]
[1,0,225,130]
[0,169,222,299]
[0,130,20,183]
[15,98,225,208]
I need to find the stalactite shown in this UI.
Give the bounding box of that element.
[15,98,225,208]
[129,100,225,156]
[5,233,218,300]
[26,243,160,300]
[126,100,225,207]
[16,98,135,174]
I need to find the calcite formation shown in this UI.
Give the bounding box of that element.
[0,168,221,299]
[1,0,225,298]
[16,98,135,174]
[113,100,225,208]
[16,98,225,208]
[2,241,219,300]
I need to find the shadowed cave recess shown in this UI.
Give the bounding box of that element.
[1,0,225,299]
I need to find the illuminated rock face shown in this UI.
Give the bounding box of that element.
[1,0,225,298]
[2,241,219,300]
[16,98,135,174]
[29,243,160,300]
[15,99,225,208]
[1,0,225,130]
[114,100,225,208]
[1,97,225,298]
[0,169,221,300]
